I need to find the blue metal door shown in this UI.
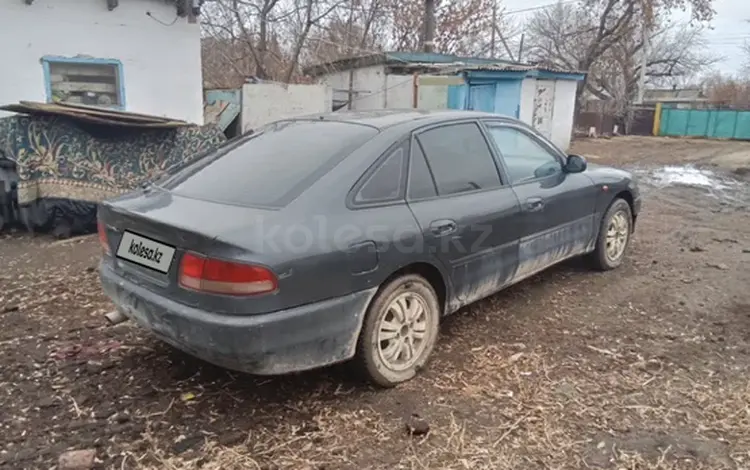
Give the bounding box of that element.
[468,84,495,112]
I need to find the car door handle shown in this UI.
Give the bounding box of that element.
[525,197,545,212]
[429,219,457,237]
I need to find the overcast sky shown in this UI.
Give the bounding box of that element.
[503,0,750,75]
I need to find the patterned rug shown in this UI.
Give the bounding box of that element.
[0,114,226,234]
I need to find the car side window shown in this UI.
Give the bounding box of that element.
[407,140,438,200]
[485,125,562,184]
[354,144,406,204]
[415,123,502,196]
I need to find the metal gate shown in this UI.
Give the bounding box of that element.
[468,84,496,112]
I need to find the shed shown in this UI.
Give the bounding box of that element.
[304,52,585,151]
[444,63,586,150]
[303,52,515,112]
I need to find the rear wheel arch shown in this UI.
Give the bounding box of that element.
[379,262,448,316]
[355,266,444,387]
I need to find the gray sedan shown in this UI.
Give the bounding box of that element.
[98,110,640,387]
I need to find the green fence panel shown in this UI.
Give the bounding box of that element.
[712,110,737,138]
[685,109,710,136]
[658,107,750,140]
[660,108,689,136]
[733,111,750,139]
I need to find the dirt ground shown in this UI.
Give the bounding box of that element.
[1,136,749,470]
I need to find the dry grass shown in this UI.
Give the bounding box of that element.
[113,344,749,470]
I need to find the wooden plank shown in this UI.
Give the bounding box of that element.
[48,64,117,78]
[418,75,465,86]
[50,75,117,86]
[53,82,117,93]
[0,101,190,127]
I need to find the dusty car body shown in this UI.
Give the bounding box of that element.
[98,110,641,387]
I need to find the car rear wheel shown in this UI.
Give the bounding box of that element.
[356,274,440,387]
[591,198,632,270]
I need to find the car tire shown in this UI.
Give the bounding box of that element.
[356,274,440,388]
[591,198,633,271]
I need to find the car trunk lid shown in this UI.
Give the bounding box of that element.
[98,188,288,315]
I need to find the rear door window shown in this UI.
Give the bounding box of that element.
[160,120,378,207]
[407,140,438,200]
[415,122,502,196]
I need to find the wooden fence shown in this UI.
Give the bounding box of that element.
[575,107,654,136]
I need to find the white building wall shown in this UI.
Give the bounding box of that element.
[0,0,203,123]
[240,84,332,132]
[384,74,414,109]
[518,77,577,151]
[317,65,389,110]
[551,80,577,151]
[417,82,450,109]
[355,66,389,109]
[316,66,443,110]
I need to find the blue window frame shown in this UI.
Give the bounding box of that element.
[41,56,125,110]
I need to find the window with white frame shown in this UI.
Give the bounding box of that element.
[44,59,124,109]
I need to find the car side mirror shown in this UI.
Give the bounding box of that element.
[565,154,587,173]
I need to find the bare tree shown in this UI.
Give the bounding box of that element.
[742,40,750,74]
[383,0,498,56]
[587,21,717,129]
[525,0,716,112]
[281,0,347,82]
[704,72,750,107]
[200,0,526,87]
[423,0,436,52]
[525,1,639,109]
[201,0,347,85]
[304,0,389,65]
[200,0,284,83]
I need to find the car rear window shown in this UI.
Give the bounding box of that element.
[160,120,378,207]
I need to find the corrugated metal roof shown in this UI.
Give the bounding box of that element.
[303,53,584,78]
[385,51,515,66]
[643,88,706,101]
[399,61,585,75]
[303,52,519,77]
[460,62,584,74]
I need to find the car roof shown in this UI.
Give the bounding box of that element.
[292,109,519,131]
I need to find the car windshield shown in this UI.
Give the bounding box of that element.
[158,119,378,207]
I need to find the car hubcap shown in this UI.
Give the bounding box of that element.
[377,292,429,371]
[606,210,629,262]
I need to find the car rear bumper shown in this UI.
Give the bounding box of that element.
[100,262,377,375]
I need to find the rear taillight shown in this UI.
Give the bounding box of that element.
[178,252,278,296]
[97,220,111,255]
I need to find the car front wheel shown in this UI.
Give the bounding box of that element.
[356,274,440,387]
[591,198,633,270]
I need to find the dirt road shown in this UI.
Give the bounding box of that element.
[1,136,749,469]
